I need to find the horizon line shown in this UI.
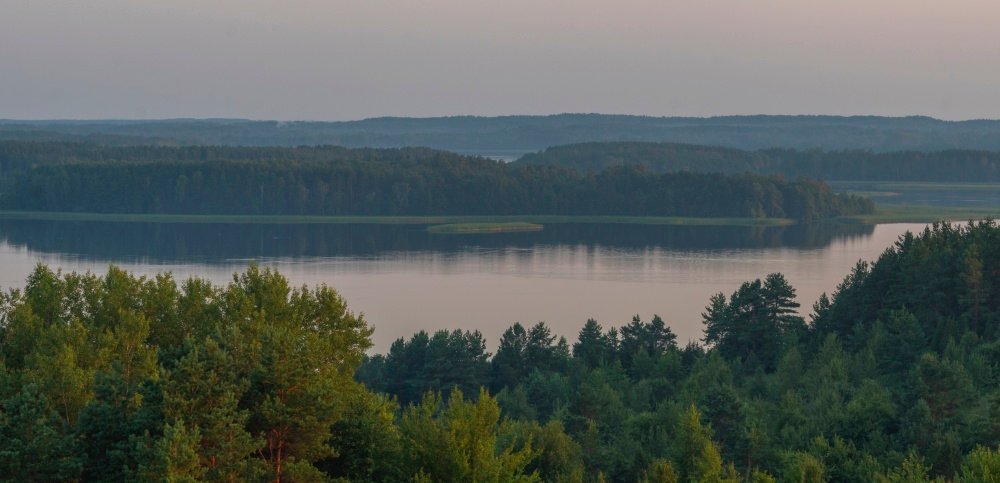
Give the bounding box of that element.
[2,113,999,124]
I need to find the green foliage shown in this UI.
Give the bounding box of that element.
[780,452,824,483]
[137,420,206,482]
[504,419,584,482]
[220,265,372,482]
[640,459,678,483]
[368,329,490,405]
[160,337,261,481]
[322,391,404,482]
[76,368,163,482]
[672,406,725,482]
[2,220,1000,481]
[400,388,540,482]
[816,222,1000,348]
[573,319,609,369]
[355,221,1000,481]
[876,451,942,483]
[492,322,568,391]
[0,383,82,481]
[751,469,778,483]
[0,264,373,482]
[957,446,1000,483]
[703,273,804,370]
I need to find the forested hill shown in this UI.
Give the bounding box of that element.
[515,142,1000,182]
[0,141,871,220]
[2,223,999,481]
[5,114,1000,152]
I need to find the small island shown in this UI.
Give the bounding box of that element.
[426,221,544,234]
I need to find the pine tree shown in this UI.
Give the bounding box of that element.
[641,458,679,483]
[161,337,260,482]
[137,420,206,482]
[959,244,990,336]
[573,319,607,369]
[221,266,372,482]
[958,445,1000,482]
[672,405,725,482]
[493,323,528,391]
[0,384,83,481]
[878,451,942,483]
[321,391,404,482]
[400,388,540,482]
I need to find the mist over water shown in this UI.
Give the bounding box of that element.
[0,220,919,351]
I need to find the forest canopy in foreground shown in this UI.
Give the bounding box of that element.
[1,221,999,481]
[516,142,1000,183]
[0,142,870,220]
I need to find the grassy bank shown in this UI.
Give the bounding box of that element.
[830,181,1000,201]
[837,204,999,224]
[1,206,991,228]
[427,222,544,234]
[0,211,797,227]
[831,181,1000,191]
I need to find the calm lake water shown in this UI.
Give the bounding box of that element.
[0,220,926,351]
[829,181,1000,208]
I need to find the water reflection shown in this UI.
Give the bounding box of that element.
[0,219,901,351]
[0,220,874,263]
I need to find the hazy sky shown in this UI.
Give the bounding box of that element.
[3,0,999,120]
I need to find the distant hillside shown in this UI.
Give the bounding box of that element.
[4,114,1000,152]
[0,129,175,146]
[516,142,1000,182]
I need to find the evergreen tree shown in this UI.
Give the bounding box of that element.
[958,446,1000,483]
[321,391,404,482]
[161,337,260,481]
[493,323,529,391]
[640,459,679,483]
[878,451,941,483]
[0,384,83,481]
[400,388,540,482]
[780,453,824,483]
[136,421,206,482]
[573,319,607,369]
[703,273,801,370]
[672,406,725,482]
[223,267,371,482]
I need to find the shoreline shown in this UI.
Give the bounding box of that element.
[0,205,994,227]
[0,211,797,227]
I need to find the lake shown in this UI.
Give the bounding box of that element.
[0,219,925,351]
[829,181,1000,208]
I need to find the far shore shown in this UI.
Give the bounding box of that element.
[0,205,994,228]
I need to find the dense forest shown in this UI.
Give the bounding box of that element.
[1,221,998,481]
[0,142,870,220]
[516,142,1000,182]
[5,115,1000,152]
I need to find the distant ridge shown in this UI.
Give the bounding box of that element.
[3,114,1000,153]
[515,141,1000,182]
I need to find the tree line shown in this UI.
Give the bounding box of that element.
[0,141,870,220]
[357,221,1000,481]
[1,221,999,481]
[516,142,1000,182]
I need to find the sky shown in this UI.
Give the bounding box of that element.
[2,0,999,121]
